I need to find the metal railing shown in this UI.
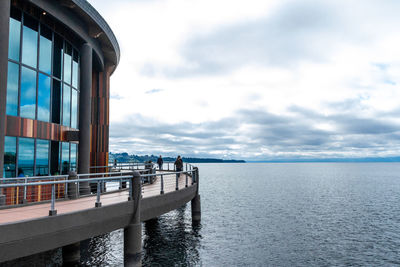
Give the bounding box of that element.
[0,166,198,217]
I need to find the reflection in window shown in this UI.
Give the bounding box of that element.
[62,84,71,126]
[21,15,38,68]
[18,138,35,177]
[64,43,72,84]
[8,11,21,61]
[52,79,61,124]
[71,89,78,128]
[36,139,49,176]
[6,62,19,116]
[72,49,79,88]
[39,25,52,74]
[61,142,70,175]
[20,67,37,119]
[70,143,77,171]
[4,136,17,178]
[53,34,63,79]
[37,73,51,122]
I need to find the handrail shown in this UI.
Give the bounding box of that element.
[0,167,198,214]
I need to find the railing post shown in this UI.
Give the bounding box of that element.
[95,180,102,208]
[176,172,179,191]
[77,175,80,198]
[160,174,164,194]
[128,178,133,201]
[23,177,27,204]
[49,184,57,216]
[185,172,188,187]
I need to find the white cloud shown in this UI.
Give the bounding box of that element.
[89,0,400,159]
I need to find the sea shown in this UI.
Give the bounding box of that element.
[5,163,400,266]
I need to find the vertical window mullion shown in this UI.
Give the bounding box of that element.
[15,137,19,178]
[33,138,37,177]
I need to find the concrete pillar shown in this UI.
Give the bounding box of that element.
[191,194,201,222]
[62,242,80,266]
[124,171,142,266]
[0,0,10,204]
[191,167,201,222]
[78,43,92,195]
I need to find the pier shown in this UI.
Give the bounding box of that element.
[0,163,201,266]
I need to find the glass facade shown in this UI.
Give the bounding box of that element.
[61,142,70,175]
[3,7,82,178]
[18,138,35,177]
[2,137,77,177]
[6,62,19,116]
[5,7,79,126]
[38,73,51,122]
[21,15,38,68]
[4,137,16,178]
[20,66,37,119]
[35,140,49,176]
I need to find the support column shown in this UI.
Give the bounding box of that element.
[78,43,92,195]
[0,0,11,205]
[62,242,80,266]
[191,167,201,222]
[124,171,142,266]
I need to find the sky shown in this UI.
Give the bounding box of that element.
[88,0,400,160]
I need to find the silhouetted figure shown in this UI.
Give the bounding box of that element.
[157,155,163,170]
[174,155,183,177]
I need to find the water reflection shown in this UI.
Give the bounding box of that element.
[142,205,202,266]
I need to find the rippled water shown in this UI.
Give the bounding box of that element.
[5,163,400,266]
[79,163,400,266]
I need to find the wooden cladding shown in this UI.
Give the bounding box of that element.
[90,67,111,168]
[5,115,79,141]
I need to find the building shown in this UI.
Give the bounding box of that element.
[0,0,119,203]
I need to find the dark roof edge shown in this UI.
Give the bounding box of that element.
[72,0,120,67]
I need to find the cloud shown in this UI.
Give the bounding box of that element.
[109,105,400,159]
[88,0,400,159]
[145,88,164,94]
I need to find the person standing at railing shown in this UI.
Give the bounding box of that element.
[174,155,183,177]
[157,155,163,170]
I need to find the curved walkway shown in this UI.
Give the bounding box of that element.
[0,173,192,225]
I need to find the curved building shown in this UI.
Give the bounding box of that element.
[0,0,119,203]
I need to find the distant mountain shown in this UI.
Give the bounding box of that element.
[109,153,245,163]
[247,157,400,163]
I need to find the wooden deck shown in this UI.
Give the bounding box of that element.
[0,173,191,225]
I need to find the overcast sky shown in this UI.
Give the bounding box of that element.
[88,0,400,160]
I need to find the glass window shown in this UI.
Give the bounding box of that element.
[8,11,21,61]
[72,49,79,88]
[4,136,17,178]
[35,139,49,176]
[20,66,37,119]
[71,89,78,128]
[37,73,51,122]
[21,15,38,68]
[53,34,63,79]
[6,62,19,116]
[63,43,72,84]
[70,143,77,171]
[62,84,71,126]
[18,138,35,177]
[39,25,52,74]
[61,142,70,175]
[51,79,61,124]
